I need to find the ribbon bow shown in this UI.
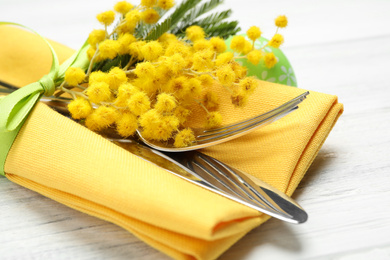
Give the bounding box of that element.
[0,22,90,176]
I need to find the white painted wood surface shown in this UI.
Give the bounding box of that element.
[1,0,390,259]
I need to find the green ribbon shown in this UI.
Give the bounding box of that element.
[0,22,91,176]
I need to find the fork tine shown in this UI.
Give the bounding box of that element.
[196,91,309,142]
[196,104,298,143]
[197,98,301,139]
[202,91,309,135]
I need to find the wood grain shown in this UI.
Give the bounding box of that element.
[1,0,390,259]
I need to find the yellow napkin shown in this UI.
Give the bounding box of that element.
[0,26,343,260]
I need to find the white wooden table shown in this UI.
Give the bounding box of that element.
[1,0,390,259]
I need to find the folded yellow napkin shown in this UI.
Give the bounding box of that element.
[0,26,343,260]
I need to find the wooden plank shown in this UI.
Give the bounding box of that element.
[1,0,390,259]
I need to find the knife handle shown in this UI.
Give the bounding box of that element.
[163,150,308,224]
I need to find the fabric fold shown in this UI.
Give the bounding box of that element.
[0,26,343,260]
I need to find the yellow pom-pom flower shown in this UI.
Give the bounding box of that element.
[141,8,160,24]
[210,37,227,53]
[141,0,157,7]
[215,52,234,66]
[65,67,85,86]
[139,109,160,129]
[216,64,236,86]
[124,9,141,31]
[264,52,278,68]
[96,10,116,26]
[230,62,247,79]
[239,76,258,95]
[186,77,203,98]
[165,53,186,74]
[127,91,151,116]
[247,49,262,65]
[174,105,191,124]
[185,25,205,42]
[84,112,102,132]
[89,71,109,85]
[275,15,288,28]
[231,89,249,107]
[134,61,156,79]
[158,33,177,45]
[242,40,253,55]
[174,128,196,148]
[117,33,136,55]
[203,91,219,110]
[193,39,213,52]
[85,106,119,131]
[114,1,134,14]
[99,39,120,60]
[68,97,92,119]
[155,64,172,84]
[141,122,161,140]
[246,26,261,41]
[165,41,191,58]
[108,67,127,90]
[115,83,139,107]
[141,41,163,61]
[117,22,136,34]
[230,35,246,53]
[191,50,213,72]
[167,76,188,98]
[131,77,158,96]
[140,113,179,141]
[198,74,214,86]
[157,0,175,10]
[129,41,146,60]
[154,93,177,113]
[268,34,284,48]
[87,46,97,61]
[116,113,138,137]
[88,29,106,47]
[86,82,112,104]
[159,115,180,140]
[206,112,222,128]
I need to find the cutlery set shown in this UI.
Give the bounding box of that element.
[1,87,309,223]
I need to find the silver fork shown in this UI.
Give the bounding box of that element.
[0,88,308,223]
[141,91,309,151]
[0,88,309,151]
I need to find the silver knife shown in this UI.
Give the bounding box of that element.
[113,140,308,224]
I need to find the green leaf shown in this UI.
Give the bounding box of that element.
[197,10,232,28]
[143,0,202,41]
[180,0,224,26]
[204,21,241,39]
[168,0,239,40]
[167,0,202,28]
[144,18,172,41]
[173,10,233,37]
[93,54,131,72]
[134,23,144,39]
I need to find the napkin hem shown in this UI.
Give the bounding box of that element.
[6,173,264,260]
[286,98,344,195]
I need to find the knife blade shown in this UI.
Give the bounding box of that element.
[113,140,308,224]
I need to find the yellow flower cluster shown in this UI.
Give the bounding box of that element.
[63,1,287,148]
[229,15,288,69]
